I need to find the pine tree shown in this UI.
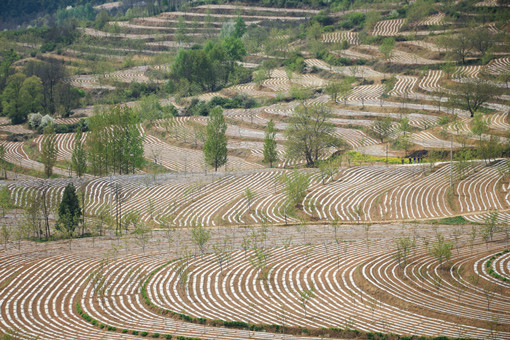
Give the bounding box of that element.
[263,119,278,168]
[41,124,58,178]
[204,106,228,171]
[72,126,87,177]
[57,183,82,234]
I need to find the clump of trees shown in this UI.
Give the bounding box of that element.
[437,27,500,64]
[86,105,145,176]
[1,58,83,123]
[170,24,249,96]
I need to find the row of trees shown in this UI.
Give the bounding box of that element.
[86,106,145,176]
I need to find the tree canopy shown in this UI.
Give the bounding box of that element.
[285,103,345,166]
[204,106,228,171]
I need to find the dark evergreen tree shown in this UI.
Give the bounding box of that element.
[57,183,82,234]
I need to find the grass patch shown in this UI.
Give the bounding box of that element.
[431,216,474,225]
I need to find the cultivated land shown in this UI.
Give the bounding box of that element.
[0,0,509,339]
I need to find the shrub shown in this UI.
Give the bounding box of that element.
[152,333,160,338]
[40,115,55,129]
[122,329,128,333]
[132,330,139,335]
[28,113,43,129]
[141,331,149,336]
[164,335,172,339]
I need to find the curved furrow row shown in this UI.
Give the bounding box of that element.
[372,19,405,36]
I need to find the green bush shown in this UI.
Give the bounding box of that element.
[141,331,149,336]
[152,333,160,338]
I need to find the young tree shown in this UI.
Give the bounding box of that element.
[204,106,228,171]
[471,112,489,141]
[406,0,432,33]
[40,124,58,178]
[370,117,394,143]
[280,170,310,208]
[263,119,278,168]
[394,236,416,269]
[1,223,10,250]
[318,158,339,184]
[364,11,381,32]
[0,186,11,218]
[439,31,472,64]
[0,144,6,179]
[133,221,151,254]
[478,135,501,164]
[57,183,82,235]
[233,17,247,38]
[379,38,396,62]
[297,282,315,317]
[428,232,453,269]
[191,222,211,255]
[285,104,344,166]
[72,126,87,177]
[245,188,255,213]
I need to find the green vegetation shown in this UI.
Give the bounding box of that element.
[203,106,228,171]
[86,105,145,176]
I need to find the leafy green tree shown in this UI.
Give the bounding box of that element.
[394,236,416,269]
[54,82,82,117]
[72,126,87,177]
[222,37,247,69]
[41,124,58,178]
[406,0,432,33]
[263,119,278,168]
[57,183,82,234]
[133,221,151,254]
[370,116,394,143]
[285,104,344,166]
[478,135,501,164]
[95,10,109,29]
[428,233,453,269]
[204,106,228,171]
[306,22,323,41]
[0,144,6,179]
[176,16,188,46]
[468,27,496,58]
[379,37,396,61]
[1,223,10,250]
[448,79,502,117]
[191,222,211,255]
[0,186,11,218]
[297,282,315,317]
[471,112,489,141]
[2,73,24,123]
[336,77,354,104]
[318,158,339,184]
[326,81,343,103]
[280,170,310,208]
[23,59,67,114]
[364,11,380,31]
[233,17,247,38]
[86,106,145,176]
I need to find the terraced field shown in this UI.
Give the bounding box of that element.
[1,223,509,340]
[1,1,509,339]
